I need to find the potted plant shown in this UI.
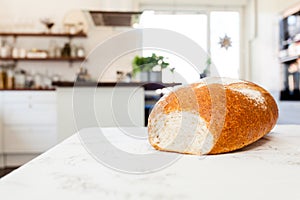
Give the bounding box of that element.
[132,53,170,82]
[200,57,211,78]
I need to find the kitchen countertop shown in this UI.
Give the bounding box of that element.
[53,81,181,90]
[0,82,181,91]
[0,88,56,91]
[0,125,300,200]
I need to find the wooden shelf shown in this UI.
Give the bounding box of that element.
[0,32,87,66]
[0,57,85,62]
[280,55,299,63]
[0,32,87,38]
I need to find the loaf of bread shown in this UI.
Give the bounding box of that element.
[148,77,278,155]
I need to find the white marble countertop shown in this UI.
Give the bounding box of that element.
[1,125,300,200]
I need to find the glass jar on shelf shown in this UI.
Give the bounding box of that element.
[14,70,26,89]
[76,44,85,58]
[12,47,19,58]
[43,70,53,89]
[55,46,61,58]
[71,44,77,58]
[25,71,34,88]
[0,39,11,58]
[48,40,57,58]
[34,72,43,89]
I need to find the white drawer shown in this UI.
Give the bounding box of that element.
[3,103,56,125]
[4,126,56,153]
[3,91,56,103]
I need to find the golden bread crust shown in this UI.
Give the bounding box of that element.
[148,78,278,155]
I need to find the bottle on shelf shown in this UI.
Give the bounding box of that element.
[0,39,11,58]
[6,68,14,89]
[10,38,18,58]
[0,67,6,89]
[48,40,57,58]
[61,43,71,57]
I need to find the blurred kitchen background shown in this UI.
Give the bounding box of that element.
[0,0,300,173]
[0,0,297,88]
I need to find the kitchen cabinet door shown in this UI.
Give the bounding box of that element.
[3,91,56,104]
[4,126,56,153]
[1,91,57,166]
[3,103,56,125]
[57,87,144,141]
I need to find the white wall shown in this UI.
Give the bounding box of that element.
[0,0,137,82]
[139,0,248,7]
[250,0,300,91]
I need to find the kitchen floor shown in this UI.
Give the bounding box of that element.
[0,168,18,178]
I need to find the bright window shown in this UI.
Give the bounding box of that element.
[210,11,240,79]
[139,10,240,82]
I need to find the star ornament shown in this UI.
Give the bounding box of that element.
[219,34,232,50]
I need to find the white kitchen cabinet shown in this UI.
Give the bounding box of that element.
[3,126,56,153]
[1,91,57,166]
[3,104,56,125]
[3,91,56,103]
[0,87,145,166]
[57,87,145,141]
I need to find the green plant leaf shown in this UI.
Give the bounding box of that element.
[131,53,171,77]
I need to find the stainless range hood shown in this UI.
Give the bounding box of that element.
[89,11,142,27]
